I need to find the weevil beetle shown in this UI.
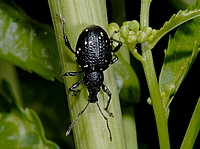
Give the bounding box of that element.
[57,14,122,141]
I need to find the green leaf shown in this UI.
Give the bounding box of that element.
[159,4,200,110]
[148,8,200,50]
[0,79,59,149]
[0,0,61,81]
[114,51,140,105]
[0,58,59,149]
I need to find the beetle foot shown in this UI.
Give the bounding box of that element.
[104,108,114,117]
[71,90,80,96]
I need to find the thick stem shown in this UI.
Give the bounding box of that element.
[48,0,126,149]
[140,0,170,148]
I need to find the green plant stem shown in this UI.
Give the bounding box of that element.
[140,0,170,149]
[47,0,126,149]
[122,107,138,149]
[0,58,22,107]
[180,97,200,149]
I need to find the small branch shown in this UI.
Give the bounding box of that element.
[140,0,170,148]
[180,97,200,149]
[129,46,145,63]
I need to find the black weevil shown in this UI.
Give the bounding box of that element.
[57,14,122,141]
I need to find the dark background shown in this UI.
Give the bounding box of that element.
[13,0,200,148]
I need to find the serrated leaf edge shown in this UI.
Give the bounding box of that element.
[148,9,200,49]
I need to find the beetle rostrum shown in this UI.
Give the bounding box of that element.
[57,14,122,141]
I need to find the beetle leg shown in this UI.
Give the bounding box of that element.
[60,71,84,77]
[102,84,114,117]
[63,33,76,54]
[66,102,90,136]
[110,40,122,64]
[60,70,84,96]
[57,14,76,54]
[69,79,83,96]
[111,54,118,64]
[96,102,112,141]
[112,41,123,53]
[110,30,122,64]
[110,30,123,53]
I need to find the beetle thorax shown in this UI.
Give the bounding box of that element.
[83,71,104,103]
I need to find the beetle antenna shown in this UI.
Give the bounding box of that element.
[96,102,112,141]
[110,29,122,45]
[110,29,119,38]
[66,102,90,136]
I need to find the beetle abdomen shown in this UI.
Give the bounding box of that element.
[76,25,112,71]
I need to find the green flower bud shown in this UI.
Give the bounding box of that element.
[129,20,139,32]
[120,26,129,38]
[122,21,130,27]
[127,35,137,44]
[137,31,147,43]
[152,29,157,35]
[141,27,152,37]
[108,22,119,35]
